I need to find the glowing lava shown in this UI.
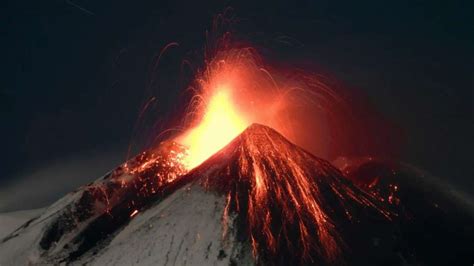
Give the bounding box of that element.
[194,124,392,264]
[178,87,250,169]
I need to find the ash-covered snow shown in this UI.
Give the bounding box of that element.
[0,208,44,239]
[0,188,83,265]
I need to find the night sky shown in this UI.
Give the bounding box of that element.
[1,0,473,211]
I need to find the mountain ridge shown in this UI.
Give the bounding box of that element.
[1,124,447,265]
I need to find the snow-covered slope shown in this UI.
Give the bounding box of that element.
[0,185,252,265]
[0,183,89,265]
[0,134,254,265]
[80,184,252,265]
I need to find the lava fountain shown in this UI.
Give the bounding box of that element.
[178,88,249,169]
[175,47,345,169]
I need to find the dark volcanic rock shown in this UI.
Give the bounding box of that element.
[335,157,474,265]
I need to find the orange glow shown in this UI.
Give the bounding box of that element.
[174,46,348,170]
[174,48,291,169]
[178,88,249,168]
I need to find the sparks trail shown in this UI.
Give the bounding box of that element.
[175,46,349,169]
[127,42,180,161]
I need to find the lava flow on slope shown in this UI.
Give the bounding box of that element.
[186,123,394,265]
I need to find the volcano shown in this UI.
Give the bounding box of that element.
[0,124,472,265]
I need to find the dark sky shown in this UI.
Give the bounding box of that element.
[1,0,473,211]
